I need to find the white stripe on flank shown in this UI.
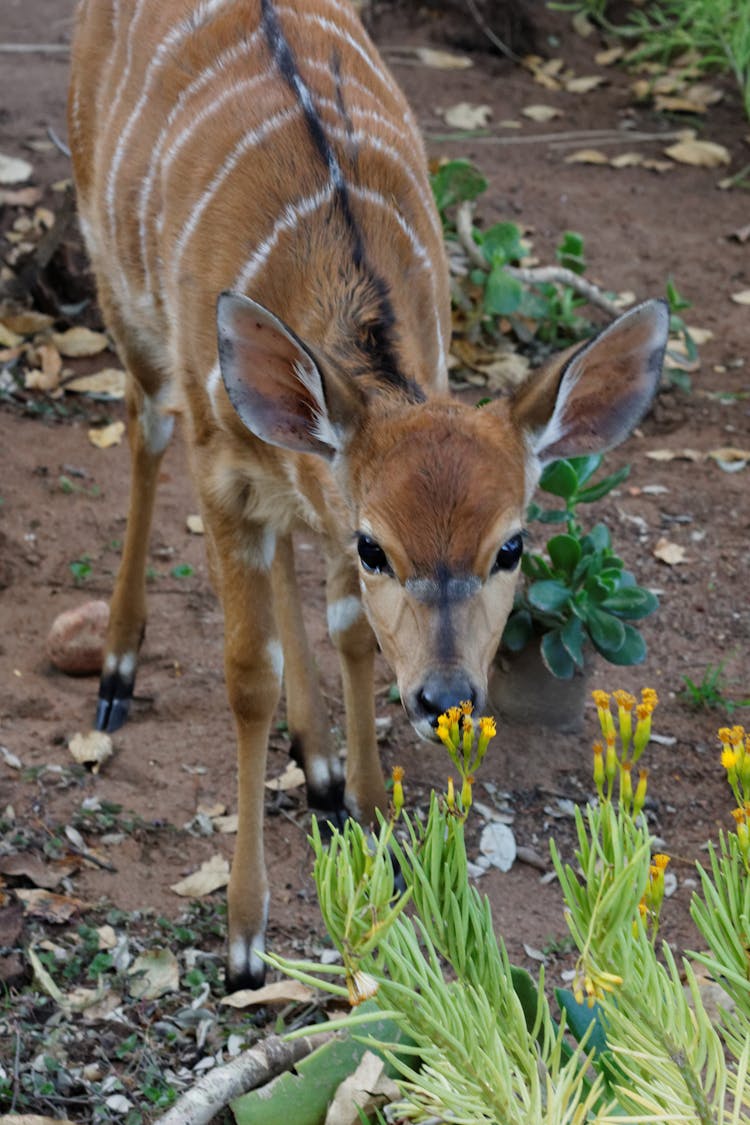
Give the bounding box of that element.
[305,59,421,148]
[137,33,266,297]
[169,105,304,296]
[350,184,448,380]
[206,183,336,407]
[101,0,148,162]
[106,0,236,283]
[277,7,394,100]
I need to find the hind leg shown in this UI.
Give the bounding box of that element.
[96,355,174,731]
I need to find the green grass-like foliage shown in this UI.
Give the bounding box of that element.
[270,705,750,1123]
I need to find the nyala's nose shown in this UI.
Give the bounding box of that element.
[415,672,480,727]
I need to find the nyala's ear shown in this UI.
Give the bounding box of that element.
[217,291,366,459]
[510,299,669,465]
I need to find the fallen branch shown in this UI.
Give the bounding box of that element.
[455,201,622,319]
[153,1029,335,1125]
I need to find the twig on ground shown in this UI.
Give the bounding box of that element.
[153,1030,335,1125]
[464,0,522,64]
[0,43,69,53]
[455,201,623,319]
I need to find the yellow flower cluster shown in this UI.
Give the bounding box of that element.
[436,702,496,818]
[591,688,658,811]
[573,962,623,1008]
[637,852,670,936]
[719,726,750,864]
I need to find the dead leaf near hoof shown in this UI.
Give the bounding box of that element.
[265,762,306,792]
[0,153,34,185]
[653,537,688,566]
[564,149,609,165]
[186,512,205,534]
[324,1050,401,1125]
[68,730,114,773]
[221,979,314,1008]
[127,948,180,999]
[0,853,77,890]
[65,368,126,399]
[170,853,230,897]
[521,104,562,123]
[88,420,125,448]
[52,326,109,358]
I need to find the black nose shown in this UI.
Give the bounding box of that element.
[416,672,478,727]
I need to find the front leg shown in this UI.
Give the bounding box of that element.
[207,512,281,992]
[326,552,387,825]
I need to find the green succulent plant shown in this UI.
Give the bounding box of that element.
[502,454,658,678]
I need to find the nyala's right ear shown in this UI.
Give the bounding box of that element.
[217,291,367,459]
[510,298,669,465]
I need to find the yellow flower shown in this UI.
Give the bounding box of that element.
[462,713,474,759]
[592,690,611,709]
[613,690,636,756]
[592,690,615,740]
[476,715,497,760]
[392,765,405,816]
[722,748,739,771]
[633,768,648,816]
[633,702,654,761]
[459,699,474,716]
[461,774,474,811]
[613,690,636,711]
[446,776,455,811]
[641,688,659,708]
[652,853,670,870]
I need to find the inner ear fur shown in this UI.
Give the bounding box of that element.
[217,291,367,458]
[510,298,669,464]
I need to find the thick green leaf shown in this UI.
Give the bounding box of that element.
[528,580,572,613]
[565,454,602,487]
[521,554,553,581]
[556,230,586,275]
[541,630,576,679]
[547,534,582,575]
[537,509,569,525]
[484,264,523,315]
[601,586,659,620]
[481,220,525,265]
[576,463,631,504]
[560,614,585,667]
[502,609,533,652]
[511,966,541,1034]
[430,159,487,213]
[583,523,611,553]
[539,459,579,500]
[556,988,608,1056]
[601,623,647,666]
[586,606,626,656]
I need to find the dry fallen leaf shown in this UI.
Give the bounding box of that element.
[609,152,644,169]
[0,853,76,890]
[0,308,54,335]
[478,352,530,391]
[88,420,125,448]
[324,1050,400,1125]
[212,813,239,833]
[729,222,750,243]
[642,159,674,174]
[646,448,704,462]
[0,323,23,348]
[68,730,114,774]
[521,104,563,122]
[0,1116,77,1125]
[707,447,750,472]
[439,102,491,129]
[564,149,609,165]
[186,513,205,534]
[730,289,750,305]
[221,979,314,1007]
[665,138,731,168]
[595,46,624,66]
[52,326,109,357]
[412,46,472,70]
[685,325,714,345]
[66,368,126,399]
[0,184,43,207]
[127,948,180,999]
[0,153,33,185]
[16,888,83,923]
[265,763,306,792]
[565,75,605,94]
[170,854,230,897]
[653,537,688,566]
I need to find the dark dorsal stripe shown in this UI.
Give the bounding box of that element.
[260,0,419,400]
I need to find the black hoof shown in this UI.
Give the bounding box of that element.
[95,673,134,733]
[225,957,267,994]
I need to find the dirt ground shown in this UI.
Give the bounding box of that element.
[1,0,749,1119]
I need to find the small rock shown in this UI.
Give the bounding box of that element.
[47,600,109,675]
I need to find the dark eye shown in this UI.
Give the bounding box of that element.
[491,533,523,574]
[357,534,392,575]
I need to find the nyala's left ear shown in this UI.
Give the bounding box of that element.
[217,291,366,459]
[510,299,669,464]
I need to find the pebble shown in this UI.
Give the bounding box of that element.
[47,600,109,675]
